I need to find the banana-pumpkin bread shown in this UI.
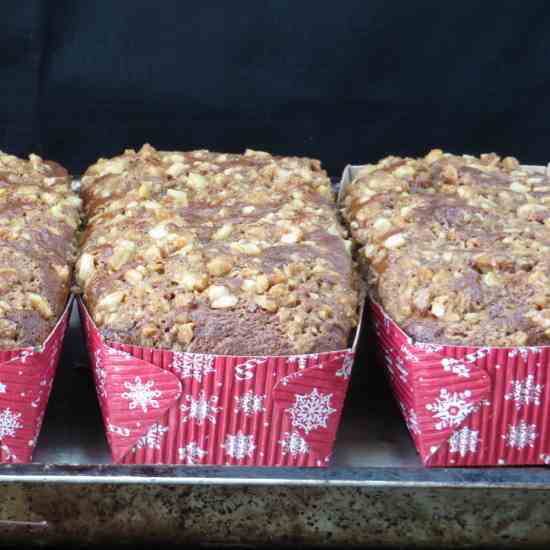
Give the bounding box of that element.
[77,144,359,354]
[342,149,550,346]
[0,151,80,348]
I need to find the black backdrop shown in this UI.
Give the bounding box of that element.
[3,1,550,175]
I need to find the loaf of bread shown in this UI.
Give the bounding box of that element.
[77,145,359,354]
[0,151,80,348]
[342,150,550,346]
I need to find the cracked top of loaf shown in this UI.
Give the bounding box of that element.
[77,144,359,354]
[0,151,80,348]
[342,149,550,346]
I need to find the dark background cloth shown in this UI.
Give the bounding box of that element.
[2,1,550,175]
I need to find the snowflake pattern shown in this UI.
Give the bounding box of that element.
[503,420,538,449]
[415,343,444,353]
[288,355,316,370]
[172,352,215,382]
[507,347,537,361]
[94,349,107,397]
[178,442,208,464]
[336,353,354,379]
[384,353,394,376]
[396,358,408,382]
[279,431,310,457]
[121,376,162,413]
[0,381,6,394]
[449,426,479,457]
[441,358,470,378]
[222,431,256,460]
[504,375,543,410]
[287,388,336,434]
[426,389,474,431]
[234,391,266,416]
[134,424,169,450]
[180,391,221,424]
[401,345,419,363]
[0,408,23,439]
[400,405,420,435]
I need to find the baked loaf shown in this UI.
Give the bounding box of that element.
[77,145,359,354]
[0,151,80,348]
[342,150,550,346]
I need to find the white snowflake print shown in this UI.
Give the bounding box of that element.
[234,391,266,416]
[94,349,107,397]
[336,353,354,379]
[178,442,208,465]
[539,453,550,465]
[426,388,474,431]
[441,358,470,378]
[449,426,479,457]
[400,405,421,435]
[180,390,221,425]
[507,347,538,361]
[172,352,215,382]
[396,358,408,382]
[288,354,318,370]
[0,381,6,394]
[0,408,23,439]
[384,353,394,376]
[121,376,162,413]
[135,424,169,450]
[415,342,444,353]
[107,422,130,437]
[464,348,490,363]
[401,345,419,363]
[287,388,337,434]
[279,431,310,457]
[222,431,256,460]
[234,357,267,380]
[504,375,544,410]
[503,420,538,449]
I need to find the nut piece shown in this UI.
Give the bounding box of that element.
[211,294,238,309]
[212,223,233,240]
[177,323,194,345]
[166,162,186,177]
[77,253,95,283]
[124,269,143,285]
[510,181,529,193]
[188,172,208,190]
[97,291,125,310]
[255,295,278,312]
[383,233,406,249]
[280,228,303,244]
[149,224,168,240]
[109,241,136,270]
[255,274,270,293]
[28,293,53,319]
[178,271,209,291]
[206,256,234,276]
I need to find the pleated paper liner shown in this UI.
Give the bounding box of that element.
[0,298,72,463]
[78,299,358,466]
[370,298,550,467]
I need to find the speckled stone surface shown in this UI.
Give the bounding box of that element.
[0,483,550,547]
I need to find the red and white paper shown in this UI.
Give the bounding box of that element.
[372,299,550,467]
[79,300,356,466]
[0,300,71,463]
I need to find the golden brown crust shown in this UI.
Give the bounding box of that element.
[0,151,80,348]
[78,144,359,354]
[342,150,550,346]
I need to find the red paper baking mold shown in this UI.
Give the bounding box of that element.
[79,299,358,466]
[0,299,72,463]
[371,298,550,467]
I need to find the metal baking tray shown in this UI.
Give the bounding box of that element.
[0,306,549,548]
